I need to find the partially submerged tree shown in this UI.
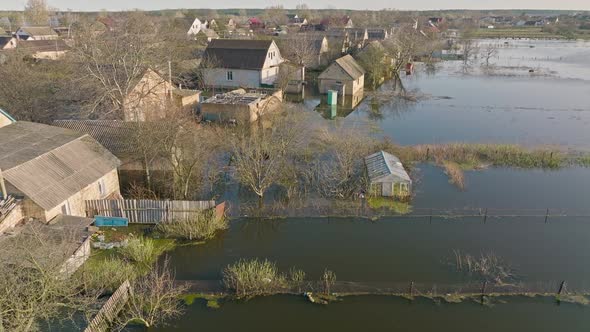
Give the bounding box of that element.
[481,43,499,69]
[459,38,479,71]
[356,42,388,89]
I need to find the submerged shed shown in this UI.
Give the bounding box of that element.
[364,151,411,197]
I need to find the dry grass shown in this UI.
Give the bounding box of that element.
[442,161,465,190]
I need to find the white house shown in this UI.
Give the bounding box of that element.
[202,39,286,88]
[187,18,204,36]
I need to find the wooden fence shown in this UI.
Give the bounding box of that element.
[85,199,216,223]
[84,280,132,332]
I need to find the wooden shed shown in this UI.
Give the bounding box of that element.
[365,151,411,198]
[318,54,365,96]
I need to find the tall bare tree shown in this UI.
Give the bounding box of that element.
[481,43,499,69]
[24,0,50,26]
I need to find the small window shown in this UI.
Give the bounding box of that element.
[61,201,71,215]
[227,71,233,81]
[98,179,106,197]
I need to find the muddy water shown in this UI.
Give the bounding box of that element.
[150,295,590,332]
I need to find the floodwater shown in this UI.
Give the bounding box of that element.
[305,39,590,149]
[150,295,590,332]
[168,165,590,288]
[152,40,590,330]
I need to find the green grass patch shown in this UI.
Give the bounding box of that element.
[367,197,412,214]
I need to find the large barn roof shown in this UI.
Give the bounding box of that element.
[203,39,273,70]
[0,121,120,210]
[365,151,411,184]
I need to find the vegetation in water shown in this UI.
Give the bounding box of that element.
[441,160,466,190]
[156,209,228,241]
[452,250,516,284]
[182,293,224,309]
[79,257,137,294]
[222,259,288,298]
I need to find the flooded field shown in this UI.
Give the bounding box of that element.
[150,295,590,332]
[151,40,590,331]
[304,39,590,149]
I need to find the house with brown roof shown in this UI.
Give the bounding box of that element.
[0,120,121,223]
[16,26,59,40]
[17,39,69,60]
[202,39,285,88]
[318,54,365,96]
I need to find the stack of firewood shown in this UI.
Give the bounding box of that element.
[0,195,16,218]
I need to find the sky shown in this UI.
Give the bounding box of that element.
[2,0,589,11]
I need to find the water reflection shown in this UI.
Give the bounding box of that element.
[314,90,365,119]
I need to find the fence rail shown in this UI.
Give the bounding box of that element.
[85,199,216,224]
[84,280,132,332]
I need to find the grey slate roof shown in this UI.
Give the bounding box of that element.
[319,54,365,80]
[365,151,411,184]
[52,120,132,156]
[0,121,120,210]
[203,39,273,70]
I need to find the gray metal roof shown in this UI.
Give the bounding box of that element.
[52,120,132,156]
[203,39,274,70]
[0,121,120,210]
[365,151,411,184]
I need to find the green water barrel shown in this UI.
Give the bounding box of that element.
[327,90,337,106]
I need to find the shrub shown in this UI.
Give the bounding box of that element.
[79,257,136,294]
[156,209,227,241]
[222,259,287,298]
[442,160,465,190]
[119,237,168,268]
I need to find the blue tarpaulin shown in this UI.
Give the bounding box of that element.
[94,215,129,227]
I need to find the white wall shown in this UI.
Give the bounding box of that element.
[203,68,261,88]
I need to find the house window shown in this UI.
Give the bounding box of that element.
[61,201,71,215]
[227,71,233,81]
[98,178,106,197]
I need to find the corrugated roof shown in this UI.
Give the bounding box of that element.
[18,39,69,52]
[203,39,273,70]
[365,151,411,184]
[18,26,58,37]
[52,120,132,156]
[0,122,120,210]
[319,54,365,80]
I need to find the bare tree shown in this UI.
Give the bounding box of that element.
[71,13,165,118]
[277,35,318,68]
[0,222,102,332]
[459,38,479,71]
[481,43,499,69]
[230,110,307,200]
[114,259,188,330]
[24,0,50,26]
[261,5,287,27]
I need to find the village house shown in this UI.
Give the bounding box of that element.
[226,18,237,31]
[0,35,17,50]
[202,39,286,89]
[367,28,389,41]
[318,54,365,96]
[124,68,200,121]
[17,39,70,60]
[16,26,59,40]
[248,17,265,30]
[319,16,354,30]
[346,27,369,49]
[365,151,411,198]
[200,88,283,123]
[287,14,308,27]
[187,17,219,40]
[0,120,121,223]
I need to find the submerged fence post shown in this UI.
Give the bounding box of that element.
[409,281,415,298]
[483,208,488,223]
[429,209,433,224]
[480,280,488,304]
[545,208,550,223]
[558,281,567,296]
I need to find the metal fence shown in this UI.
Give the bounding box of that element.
[85,199,216,223]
